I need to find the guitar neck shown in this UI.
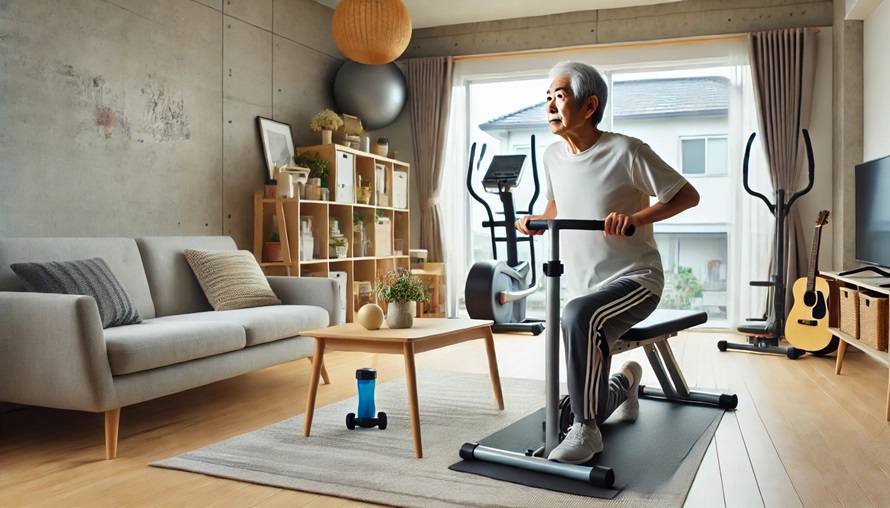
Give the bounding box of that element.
[806,226,823,292]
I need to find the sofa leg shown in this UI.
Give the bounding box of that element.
[105,408,120,460]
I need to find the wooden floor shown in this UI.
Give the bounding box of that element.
[2,330,889,507]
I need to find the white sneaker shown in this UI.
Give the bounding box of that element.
[548,422,603,464]
[618,360,643,422]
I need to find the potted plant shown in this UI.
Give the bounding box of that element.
[375,267,430,328]
[329,236,348,259]
[264,230,283,262]
[373,136,389,157]
[294,151,330,189]
[310,109,343,144]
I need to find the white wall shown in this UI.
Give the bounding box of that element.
[863,0,890,160]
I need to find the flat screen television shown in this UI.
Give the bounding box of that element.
[855,154,890,269]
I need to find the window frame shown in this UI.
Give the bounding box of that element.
[678,134,729,176]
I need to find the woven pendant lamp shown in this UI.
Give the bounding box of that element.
[331,0,412,65]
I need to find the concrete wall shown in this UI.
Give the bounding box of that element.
[0,0,343,249]
[404,0,833,58]
[863,0,890,161]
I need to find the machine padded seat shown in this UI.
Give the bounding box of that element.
[620,309,708,342]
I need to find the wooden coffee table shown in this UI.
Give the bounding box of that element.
[301,318,503,458]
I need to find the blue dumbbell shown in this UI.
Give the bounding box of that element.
[346,368,387,430]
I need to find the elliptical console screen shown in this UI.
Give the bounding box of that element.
[482,154,527,193]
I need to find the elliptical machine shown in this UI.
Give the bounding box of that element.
[718,130,815,359]
[465,136,545,335]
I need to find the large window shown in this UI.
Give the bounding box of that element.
[444,44,758,330]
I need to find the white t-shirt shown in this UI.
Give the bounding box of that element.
[543,131,688,299]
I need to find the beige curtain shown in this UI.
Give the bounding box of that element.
[404,56,454,262]
[748,28,817,317]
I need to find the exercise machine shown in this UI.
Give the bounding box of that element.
[464,136,544,335]
[459,219,738,487]
[718,130,816,359]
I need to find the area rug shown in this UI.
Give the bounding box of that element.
[152,371,721,508]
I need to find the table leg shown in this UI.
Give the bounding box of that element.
[304,338,326,437]
[403,342,423,458]
[835,340,848,375]
[321,362,331,385]
[483,327,504,410]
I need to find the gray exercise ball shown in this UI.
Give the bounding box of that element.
[334,60,408,131]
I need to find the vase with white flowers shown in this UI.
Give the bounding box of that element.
[310,109,344,144]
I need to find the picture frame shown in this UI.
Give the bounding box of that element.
[257,117,295,181]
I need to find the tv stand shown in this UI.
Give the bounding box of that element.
[838,265,890,279]
[821,271,890,421]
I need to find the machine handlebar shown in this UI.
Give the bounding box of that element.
[527,219,635,236]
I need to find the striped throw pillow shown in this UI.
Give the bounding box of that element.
[184,249,281,311]
[11,257,143,328]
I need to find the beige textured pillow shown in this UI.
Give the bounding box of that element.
[184,249,281,311]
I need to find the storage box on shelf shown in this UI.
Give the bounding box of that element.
[838,287,860,339]
[253,143,410,323]
[859,291,889,352]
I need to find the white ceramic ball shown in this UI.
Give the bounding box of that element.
[357,304,385,330]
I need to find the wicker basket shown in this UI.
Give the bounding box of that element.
[858,291,888,351]
[838,287,859,339]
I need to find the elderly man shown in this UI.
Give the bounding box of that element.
[516,61,700,464]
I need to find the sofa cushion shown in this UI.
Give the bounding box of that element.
[135,236,238,317]
[184,249,281,311]
[11,257,142,329]
[0,237,156,319]
[104,320,246,376]
[151,305,330,347]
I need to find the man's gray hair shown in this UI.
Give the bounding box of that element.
[549,61,608,126]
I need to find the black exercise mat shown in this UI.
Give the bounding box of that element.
[449,398,724,499]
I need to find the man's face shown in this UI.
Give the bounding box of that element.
[546,75,597,136]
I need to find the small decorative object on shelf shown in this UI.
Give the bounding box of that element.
[355,281,373,312]
[329,236,348,259]
[373,137,389,157]
[294,151,330,195]
[300,217,314,261]
[264,218,283,262]
[310,109,344,145]
[276,172,294,198]
[329,219,348,258]
[334,114,363,148]
[376,267,430,329]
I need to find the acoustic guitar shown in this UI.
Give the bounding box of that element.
[785,210,838,353]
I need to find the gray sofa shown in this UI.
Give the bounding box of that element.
[0,236,339,458]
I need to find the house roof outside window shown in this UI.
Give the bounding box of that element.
[479,76,729,132]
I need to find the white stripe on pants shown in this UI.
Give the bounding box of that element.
[560,278,658,423]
